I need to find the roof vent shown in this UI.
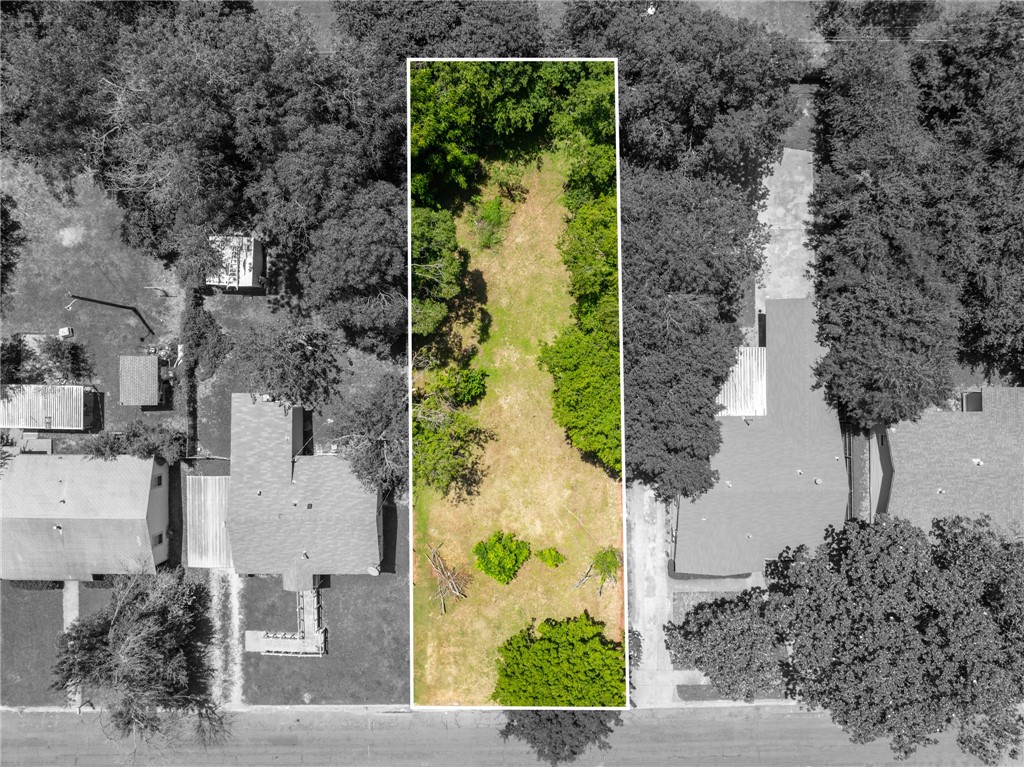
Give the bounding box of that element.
[306,503,313,510]
[301,551,309,559]
[972,458,984,467]
[937,488,945,494]
[796,469,803,475]
[725,481,732,488]
[814,477,822,485]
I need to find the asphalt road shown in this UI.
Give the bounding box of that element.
[0,706,984,767]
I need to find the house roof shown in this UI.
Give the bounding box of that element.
[224,394,380,588]
[886,386,1024,532]
[674,298,848,577]
[185,475,232,569]
[0,454,157,580]
[119,356,160,406]
[716,346,767,416]
[0,384,85,430]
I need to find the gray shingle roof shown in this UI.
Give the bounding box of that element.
[674,299,849,576]
[0,454,157,580]
[224,395,380,588]
[119,355,160,406]
[886,386,1024,531]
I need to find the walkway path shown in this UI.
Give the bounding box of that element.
[756,147,815,312]
[61,581,81,708]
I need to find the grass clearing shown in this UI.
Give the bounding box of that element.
[413,152,624,706]
[0,581,65,706]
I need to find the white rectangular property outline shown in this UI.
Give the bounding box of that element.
[406,57,629,711]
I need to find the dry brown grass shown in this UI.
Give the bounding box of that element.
[413,153,624,706]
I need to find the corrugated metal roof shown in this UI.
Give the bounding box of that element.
[675,299,848,577]
[119,356,160,406]
[0,454,158,579]
[224,395,380,587]
[716,347,767,417]
[186,475,232,568]
[886,386,1024,531]
[0,384,85,430]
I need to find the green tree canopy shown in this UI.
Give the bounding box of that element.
[411,206,465,337]
[665,515,1024,764]
[493,613,625,707]
[51,568,226,749]
[229,318,345,412]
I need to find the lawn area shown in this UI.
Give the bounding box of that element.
[0,582,65,707]
[0,162,185,436]
[240,499,410,705]
[413,152,625,706]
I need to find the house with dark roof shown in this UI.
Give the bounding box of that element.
[1,454,169,581]
[219,393,380,591]
[870,386,1024,532]
[673,298,849,578]
[119,355,161,407]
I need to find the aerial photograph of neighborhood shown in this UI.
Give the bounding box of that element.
[1,1,1022,766]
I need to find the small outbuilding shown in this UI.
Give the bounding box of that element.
[207,235,266,291]
[119,355,161,407]
[0,384,100,431]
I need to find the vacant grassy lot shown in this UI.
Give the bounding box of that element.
[0,582,64,707]
[240,500,410,705]
[413,153,624,706]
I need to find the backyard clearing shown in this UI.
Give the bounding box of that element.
[413,153,624,706]
[0,163,184,433]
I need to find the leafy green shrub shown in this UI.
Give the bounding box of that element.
[427,367,487,407]
[472,531,531,585]
[493,613,626,706]
[473,195,512,249]
[412,396,489,496]
[536,547,565,568]
[491,161,527,202]
[82,420,187,465]
[0,335,35,384]
[37,337,94,382]
[592,548,621,587]
[180,290,231,382]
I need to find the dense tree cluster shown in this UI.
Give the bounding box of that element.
[809,2,1024,427]
[563,1,803,499]
[81,420,187,465]
[493,613,626,707]
[0,193,26,305]
[51,568,225,749]
[2,1,406,355]
[664,515,1024,764]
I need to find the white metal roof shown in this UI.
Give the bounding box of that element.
[0,384,85,430]
[716,346,767,417]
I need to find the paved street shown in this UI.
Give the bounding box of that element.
[0,705,981,767]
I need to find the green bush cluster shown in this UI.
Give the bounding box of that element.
[493,613,626,706]
[472,531,532,585]
[473,195,512,250]
[536,547,565,568]
[427,366,487,407]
